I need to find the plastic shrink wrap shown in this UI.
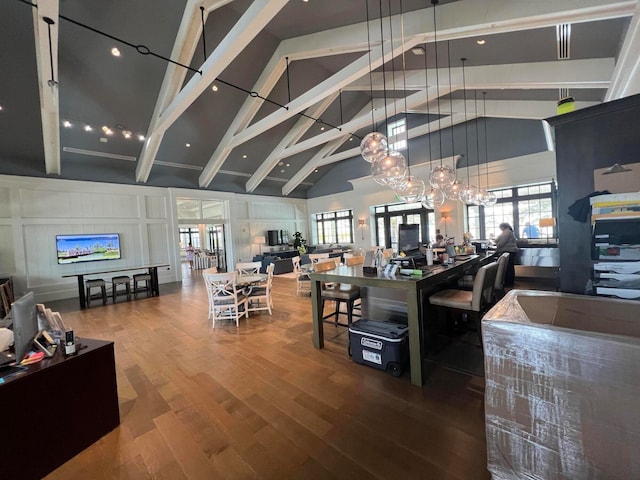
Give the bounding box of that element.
[482,290,640,480]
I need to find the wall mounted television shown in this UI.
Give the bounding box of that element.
[56,233,121,265]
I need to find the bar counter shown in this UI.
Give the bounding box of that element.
[310,254,492,386]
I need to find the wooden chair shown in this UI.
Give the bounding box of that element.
[247,263,274,315]
[429,262,499,345]
[292,256,311,296]
[0,281,14,317]
[308,253,330,264]
[314,260,361,327]
[346,256,364,266]
[236,261,262,276]
[203,272,248,328]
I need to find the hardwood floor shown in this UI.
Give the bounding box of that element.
[45,269,491,480]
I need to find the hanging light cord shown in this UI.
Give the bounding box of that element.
[43,17,57,86]
[447,40,455,166]
[16,0,362,140]
[400,0,411,174]
[461,57,469,187]
[423,39,432,173]
[200,6,207,61]
[378,0,389,131]
[483,91,490,190]
[474,89,482,189]
[431,0,443,166]
[365,0,376,131]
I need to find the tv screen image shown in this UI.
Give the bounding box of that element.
[56,233,121,264]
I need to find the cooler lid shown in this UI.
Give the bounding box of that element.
[349,319,408,340]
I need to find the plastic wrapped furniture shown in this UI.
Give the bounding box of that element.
[482,290,640,480]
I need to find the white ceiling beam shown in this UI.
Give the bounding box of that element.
[137,0,287,182]
[136,0,231,182]
[226,0,631,155]
[282,135,351,196]
[32,0,60,175]
[605,1,640,100]
[245,92,339,193]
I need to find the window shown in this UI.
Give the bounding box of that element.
[387,118,407,151]
[315,209,353,244]
[179,227,201,249]
[374,202,434,253]
[465,182,556,240]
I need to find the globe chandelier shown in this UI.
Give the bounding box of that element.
[457,57,479,205]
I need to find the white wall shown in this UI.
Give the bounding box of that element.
[0,175,308,302]
[307,151,557,247]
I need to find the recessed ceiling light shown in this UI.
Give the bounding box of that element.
[123,130,132,139]
[314,169,319,173]
[102,126,113,135]
[476,39,486,45]
[84,125,92,132]
[185,143,191,148]
[211,84,218,92]
[280,169,285,173]
[349,137,353,141]
[242,154,247,159]
[138,134,145,141]
[320,126,325,131]
[111,47,121,57]
[100,137,108,143]
[0,105,3,111]
[63,120,72,128]
[411,46,425,55]
[278,161,284,166]
[286,163,290,167]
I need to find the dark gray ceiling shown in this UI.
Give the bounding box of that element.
[0,0,632,199]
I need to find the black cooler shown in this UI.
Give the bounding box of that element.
[348,319,409,377]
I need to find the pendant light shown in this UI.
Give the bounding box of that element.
[395,0,425,203]
[481,91,497,207]
[428,0,456,191]
[457,57,478,205]
[361,0,388,163]
[442,41,463,200]
[369,0,408,186]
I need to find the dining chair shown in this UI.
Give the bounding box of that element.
[0,281,15,317]
[203,271,248,328]
[247,263,274,315]
[314,259,361,327]
[292,256,311,296]
[346,256,364,266]
[308,253,330,264]
[429,262,499,345]
[457,252,510,302]
[236,261,262,276]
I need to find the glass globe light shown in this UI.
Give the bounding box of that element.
[444,180,464,200]
[371,150,407,186]
[360,132,388,163]
[482,190,497,207]
[395,176,426,203]
[460,184,480,205]
[429,165,456,190]
[421,187,445,209]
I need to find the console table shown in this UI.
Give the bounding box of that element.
[310,255,491,386]
[62,264,169,309]
[0,339,119,480]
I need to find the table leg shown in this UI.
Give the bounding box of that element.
[77,275,86,310]
[311,279,324,349]
[406,286,424,387]
[149,267,159,296]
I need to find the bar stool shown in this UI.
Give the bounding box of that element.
[315,260,361,327]
[111,275,131,303]
[86,278,107,307]
[133,273,152,298]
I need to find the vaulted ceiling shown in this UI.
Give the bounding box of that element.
[1,0,638,198]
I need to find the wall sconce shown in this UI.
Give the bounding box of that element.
[358,219,366,240]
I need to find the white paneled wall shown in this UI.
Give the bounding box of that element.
[0,175,181,302]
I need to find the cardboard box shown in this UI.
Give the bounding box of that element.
[482,290,640,480]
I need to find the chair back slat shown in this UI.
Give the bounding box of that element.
[346,256,364,266]
[471,262,499,311]
[236,261,262,276]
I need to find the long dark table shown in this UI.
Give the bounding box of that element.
[310,255,491,386]
[0,338,119,480]
[62,264,170,309]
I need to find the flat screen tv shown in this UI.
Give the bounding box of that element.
[56,233,121,264]
[398,224,420,253]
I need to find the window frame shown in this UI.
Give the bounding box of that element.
[374,202,435,250]
[314,209,354,244]
[465,182,557,239]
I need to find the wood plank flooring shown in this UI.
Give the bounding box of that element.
[45,269,491,480]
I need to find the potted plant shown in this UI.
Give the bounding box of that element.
[293,232,307,255]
